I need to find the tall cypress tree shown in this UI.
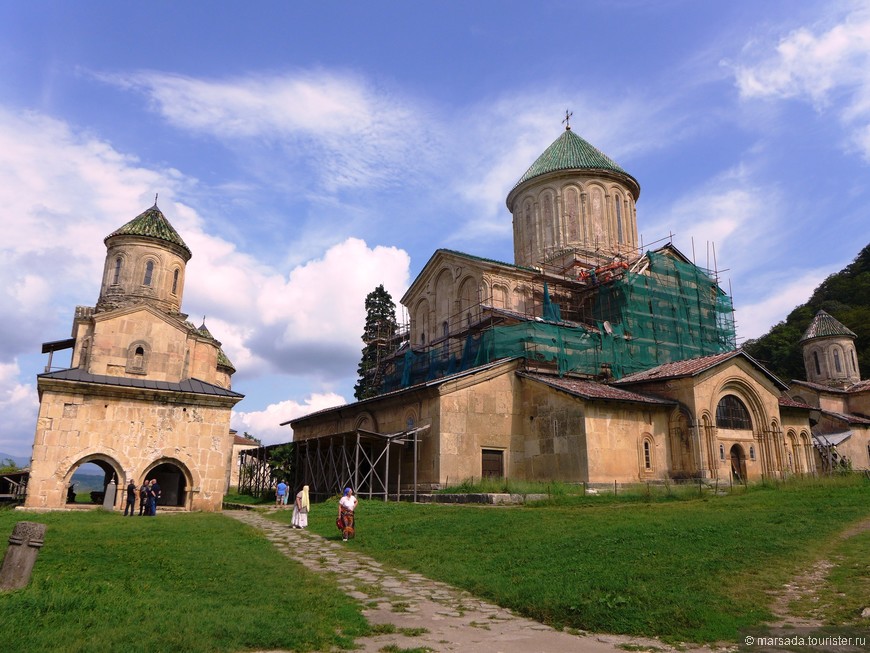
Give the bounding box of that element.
[354,284,398,400]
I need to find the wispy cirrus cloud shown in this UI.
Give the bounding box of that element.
[733,3,870,159]
[96,69,444,192]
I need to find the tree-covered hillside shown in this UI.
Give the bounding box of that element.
[742,243,870,383]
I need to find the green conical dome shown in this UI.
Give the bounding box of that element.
[106,204,192,259]
[800,310,857,342]
[511,128,639,198]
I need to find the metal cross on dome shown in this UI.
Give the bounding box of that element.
[563,109,573,130]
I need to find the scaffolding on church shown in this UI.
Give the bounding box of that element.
[238,426,429,501]
[294,426,428,501]
[380,247,737,393]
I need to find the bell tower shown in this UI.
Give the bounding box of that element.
[96,202,192,315]
[800,310,861,387]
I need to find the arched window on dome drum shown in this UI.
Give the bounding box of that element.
[852,350,858,373]
[542,193,555,250]
[565,188,580,241]
[833,349,842,373]
[615,196,623,244]
[716,395,752,430]
[143,261,154,286]
[813,350,821,376]
[112,257,122,285]
[171,269,179,294]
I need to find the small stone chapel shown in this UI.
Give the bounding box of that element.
[25,203,244,511]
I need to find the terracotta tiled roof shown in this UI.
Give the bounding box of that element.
[287,358,523,426]
[436,249,538,273]
[789,379,847,394]
[519,372,675,406]
[613,351,741,383]
[106,204,192,258]
[800,310,857,342]
[778,395,812,409]
[820,409,870,426]
[512,128,639,198]
[233,434,260,446]
[847,379,870,393]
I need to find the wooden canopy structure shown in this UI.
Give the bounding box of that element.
[237,426,429,502]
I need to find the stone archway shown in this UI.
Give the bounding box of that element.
[65,454,125,506]
[145,460,192,509]
[730,444,747,482]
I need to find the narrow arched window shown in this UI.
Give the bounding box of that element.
[719,444,725,461]
[716,395,752,430]
[852,351,858,373]
[833,349,842,373]
[813,351,821,375]
[615,198,623,244]
[143,261,154,286]
[749,446,756,461]
[643,440,652,470]
[112,257,122,285]
[171,269,179,294]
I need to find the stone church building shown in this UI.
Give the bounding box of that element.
[288,125,827,497]
[26,204,244,511]
[789,310,870,472]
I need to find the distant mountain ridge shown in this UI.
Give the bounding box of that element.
[743,242,870,383]
[0,452,30,468]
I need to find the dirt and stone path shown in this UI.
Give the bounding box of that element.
[226,509,706,653]
[766,515,870,628]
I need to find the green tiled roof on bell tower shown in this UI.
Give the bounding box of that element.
[800,310,857,342]
[512,127,640,198]
[106,204,192,259]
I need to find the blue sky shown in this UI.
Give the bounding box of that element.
[2,1,870,458]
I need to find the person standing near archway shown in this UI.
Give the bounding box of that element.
[124,479,137,516]
[148,479,161,516]
[138,480,149,516]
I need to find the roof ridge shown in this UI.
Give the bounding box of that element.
[106,204,192,258]
[511,129,639,195]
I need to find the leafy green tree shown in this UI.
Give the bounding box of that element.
[268,444,295,484]
[354,284,398,400]
[744,242,870,381]
[242,431,261,444]
[0,458,19,474]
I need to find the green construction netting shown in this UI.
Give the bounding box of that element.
[381,251,736,392]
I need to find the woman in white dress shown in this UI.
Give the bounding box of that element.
[291,485,310,529]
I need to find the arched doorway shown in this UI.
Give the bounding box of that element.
[146,461,190,508]
[730,444,747,482]
[66,456,124,506]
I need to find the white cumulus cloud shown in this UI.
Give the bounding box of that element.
[734,5,870,159]
[232,392,346,445]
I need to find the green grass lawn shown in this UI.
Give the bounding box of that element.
[0,510,368,653]
[275,475,870,644]
[2,476,866,651]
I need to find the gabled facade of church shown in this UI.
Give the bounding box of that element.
[288,126,816,495]
[26,204,244,511]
